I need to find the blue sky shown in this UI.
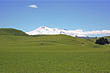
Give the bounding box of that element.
[0,0,110,32]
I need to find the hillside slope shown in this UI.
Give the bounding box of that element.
[0,34,109,52]
[0,28,28,36]
[0,29,110,73]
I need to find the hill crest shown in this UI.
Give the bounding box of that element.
[0,28,28,36]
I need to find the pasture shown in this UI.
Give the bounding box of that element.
[0,35,110,73]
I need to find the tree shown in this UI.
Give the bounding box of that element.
[95,37,109,45]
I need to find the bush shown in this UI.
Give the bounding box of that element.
[95,37,109,45]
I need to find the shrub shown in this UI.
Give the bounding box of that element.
[95,37,109,45]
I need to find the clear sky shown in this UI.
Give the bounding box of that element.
[0,0,110,32]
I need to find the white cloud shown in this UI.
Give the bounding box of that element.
[63,29,110,37]
[71,30,110,36]
[28,4,38,8]
[84,30,110,35]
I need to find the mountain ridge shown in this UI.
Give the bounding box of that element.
[26,26,85,37]
[26,26,110,37]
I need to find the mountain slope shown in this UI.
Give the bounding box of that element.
[0,34,102,52]
[26,26,86,37]
[0,28,28,36]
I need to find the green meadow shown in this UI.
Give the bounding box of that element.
[0,28,110,73]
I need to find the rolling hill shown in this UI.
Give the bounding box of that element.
[0,29,108,52]
[0,28,110,73]
[0,28,28,36]
[0,28,109,52]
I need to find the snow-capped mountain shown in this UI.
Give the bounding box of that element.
[26,26,110,37]
[26,26,86,37]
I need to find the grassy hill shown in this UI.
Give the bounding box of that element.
[0,28,110,73]
[0,34,103,52]
[0,28,28,36]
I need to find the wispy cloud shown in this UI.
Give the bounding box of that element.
[28,4,38,8]
[84,30,110,35]
[70,30,110,37]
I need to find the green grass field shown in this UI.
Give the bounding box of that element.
[0,29,110,73]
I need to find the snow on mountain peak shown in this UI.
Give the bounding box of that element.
[26,26,110,37]
[37,26,49,30]
[26,26,85,37]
